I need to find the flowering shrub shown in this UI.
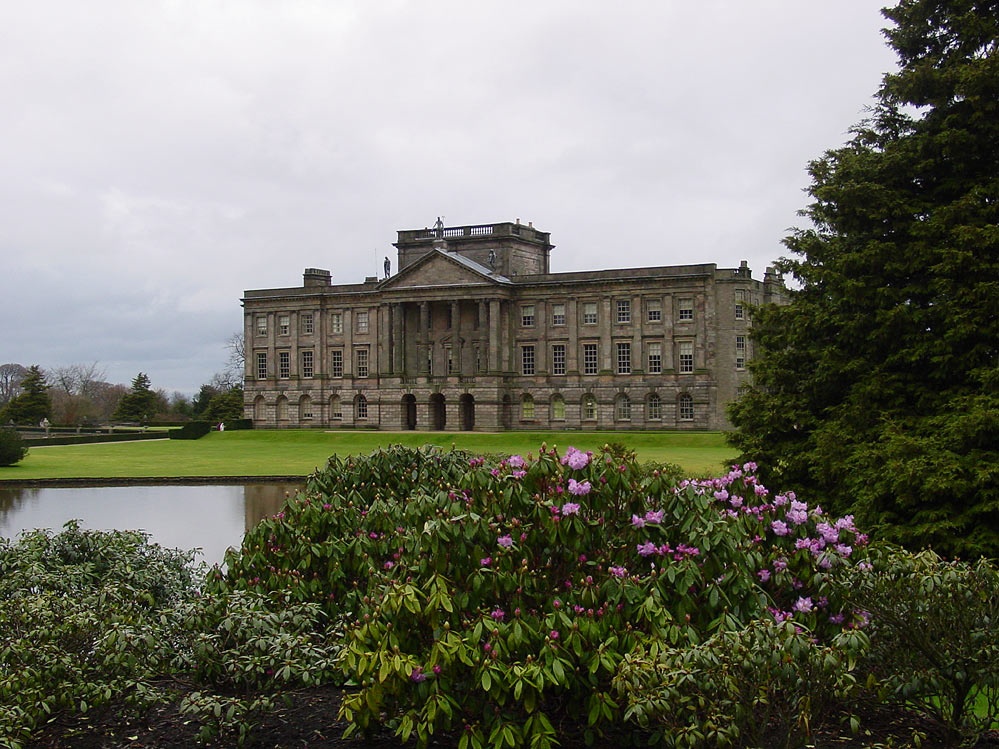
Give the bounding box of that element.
[213,445,872,747]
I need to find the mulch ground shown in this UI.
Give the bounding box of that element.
[25,685,999,749]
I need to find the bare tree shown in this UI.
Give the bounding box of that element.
[0,363,28,406]
[225,332,245,386]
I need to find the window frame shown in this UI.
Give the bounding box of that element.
[616,299,631,324]
[582,342,598,375]
[551,343,566,376]
[278,351,290,379]
[521,344,536,376]
[551,303,566,326]
[330,349,344,378]
[616,341,631,375]
[301,349,314,379]
[647,341,662,374]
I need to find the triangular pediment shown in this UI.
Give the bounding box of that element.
[380,249,510,291]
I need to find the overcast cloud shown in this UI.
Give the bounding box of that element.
[1,1,898,395]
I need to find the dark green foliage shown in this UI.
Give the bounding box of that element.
[203,387,244,423]
[111,373,159,423]
[169,421,213,440]
[728,0,999,558]
[0,428,28,467]
[1,365,51,426]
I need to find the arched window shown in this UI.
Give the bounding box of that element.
[616,393,631,421]
[647,392,662,420]
[330,394,343,420]
[582,394,597,421]
[253,395,265,422]
[551,394,566,421]
[355,393,368,420]
[299,394,313,421]
[521,393,535,420]
[678,393,694,421]
[276,395,288,422]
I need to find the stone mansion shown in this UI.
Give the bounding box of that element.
[242,220,787,431]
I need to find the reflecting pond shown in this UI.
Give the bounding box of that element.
[0,483,303,566]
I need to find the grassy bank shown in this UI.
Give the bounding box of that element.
[0,430,735,482]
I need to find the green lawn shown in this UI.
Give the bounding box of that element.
[0,430,737,482]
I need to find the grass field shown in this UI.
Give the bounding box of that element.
[0,430,737,482]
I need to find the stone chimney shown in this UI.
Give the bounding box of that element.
[303,268,332,287]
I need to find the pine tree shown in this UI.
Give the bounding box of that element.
[1,365,52,426]
[111,373,160,423]
[728,0,999,558]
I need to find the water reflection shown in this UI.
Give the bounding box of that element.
[0,483,302,566]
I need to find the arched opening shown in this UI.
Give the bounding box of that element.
[329,394,343,421]
[402,394,417,430]
[355,393,369,422]
[678,393,694,422]
[459,393,475,431]
[275,395,289,425]
[501,394,513,430]
[429,393,446,430]
[299,394,313,422]
[520,393,535,420]
[550,394,566,422]
[253,395,265,422]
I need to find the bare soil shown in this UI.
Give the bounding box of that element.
[25,684,999,749]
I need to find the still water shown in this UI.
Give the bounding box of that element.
[0,483,303,566]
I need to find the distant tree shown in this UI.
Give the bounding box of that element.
[204,387,244,423]
[224,332,245,387]
[50,363,107,425]
[0,428,28,467]
[168,391,194,419]
[90,382,129,424]
[1,366,52,426]
[191,384,220,420]
[727,0,999,558]
[0,363,28,407]
[111,373,160,423]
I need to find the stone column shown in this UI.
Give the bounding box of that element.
[419,302,430,375]
[489,299,501,374]
[451,301,461,375]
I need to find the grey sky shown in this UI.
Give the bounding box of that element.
[1,1,897,395]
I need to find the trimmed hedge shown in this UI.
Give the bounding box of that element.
[169,422,213,440]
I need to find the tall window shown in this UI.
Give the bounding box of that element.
[256,352,267,380]
[736,335,747,370]
[582,394,597,420]
[551,394,566,421]
[301,313,314,335]
[647,342,662,374]
[735,289,747,320]
[355,394,368,419]
[279,351,290,378]
[648,392,663,420]
[331,349,344,378]
[678,393,694,421]
[551,303,566,326]
[646,299,662,323]
[331,312,343,334]
[521,393,535,420]
[475,345,486,373]
[256,316,267,336]
[678,298,693,321]
[279,315,290,335]
[521,304,535,327]
[583,343,598,375]
[583,302,598,325]
[521,345,536,375]
[299,395,313,420]
[616,393,631,420]
[678,341,694,373]
[616,342,631,374]
[355,311,369,334]
[446,345,455,375]
[301,350,314,379]
[355,348,369,378]
[330,394,342,420]
[616,299,631,324]
[551,344,566,375]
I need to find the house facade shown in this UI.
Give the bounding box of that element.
[242,220,787,431]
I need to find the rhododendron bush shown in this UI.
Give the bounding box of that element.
[211,444,873,747]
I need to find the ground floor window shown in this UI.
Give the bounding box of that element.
[582,394,597,420]
[678,393,694,421]
[355,394,368,419]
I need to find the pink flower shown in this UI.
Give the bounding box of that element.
[491,608,505,621]
[609,566,628,578]
[644,509,665,524]
[507,454,525,468]
[561,502,580,515]
[637,541,658,557]
[433,664,442,675]
[771,520,790,536]
[410,667,427,683]
[631,514,646,528]
[480,557,492,566]
[383,561,394,569]
[511,470,527,479]
[568,479,592,496]
[497,535,513,548]
[792,596,814,614]
[549,629,560,640]
[562,446,591,470]
[757,569,771,582]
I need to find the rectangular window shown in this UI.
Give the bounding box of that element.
[475,346,486,373]
[647,342,662,374]
[551,344,566,375]
[679,394,695,421]
[616,299,631,324]
[583,343,598,375]
[583,302,597,325]
[678,298,694,321]
[331,312,343,334]
[331,349,343,378]
[356,396,368,419]
[646,299,662,323]
[279,351,290,378]
[616,342,631,374]
[301,350,314,379]
[648,394,663,420]
[279,315,290,335]
[521,304,535,327]
[256,316,267,336]
[301,313,314,335]
[355,348,369,378]
[521,345,535,376]
[736,335,747,370]
[551,303,566,326]
[331,397,343,420]
[355,311,369,334]
[679,341,694,373]
[255,352,267,380]
[735,289,747,320]
[446,346,455,375]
